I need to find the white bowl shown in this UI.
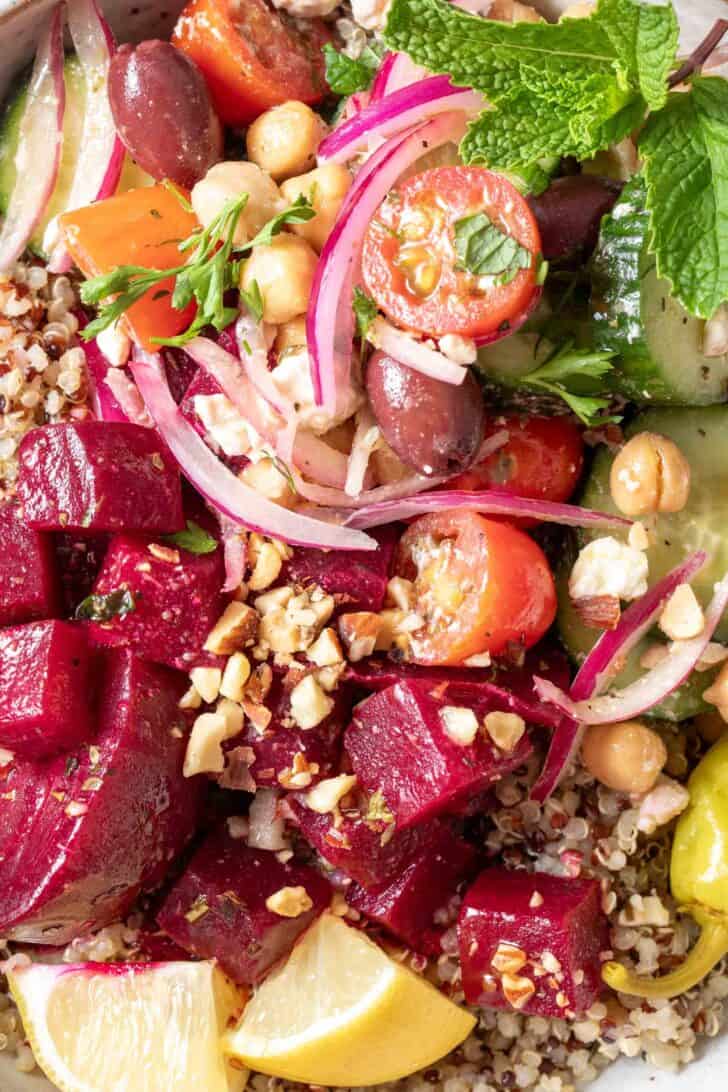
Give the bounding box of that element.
[0,0,727,1088]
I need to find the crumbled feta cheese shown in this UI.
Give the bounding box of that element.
[96,319,131,368]
[272,348,363,435]
[569,536,649,602]
[635,775,690,834]
[350,0,391,29]
[439,333,478,365]
[194,393,258,456]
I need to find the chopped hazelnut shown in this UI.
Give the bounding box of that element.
[307,627,344,667]
[529,890,544,909]
[627,521,650,551]
[148,543,180,565]
[289,674,334,729]
[265,885,314,918]
[440,705,479,746]
[255,586,294,615]
[220,652,252,702]
[483,711,526,752]
[501,972,536,1010]
[216,697,244,738]
[491,942,527,975]
[386,576,415,611]
[306,773,358,814]
[178,684,202,711]
[204,601,258,654]
[184,712,231,777]
[190,666,222,704]
[658,583,705,641]
[278,751,320,789]
[339,612,382,662]
[248,540,284,591]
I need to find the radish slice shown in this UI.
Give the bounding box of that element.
[318,77,482,164]
[535,572,728,725]
[371,318,468,386]
[48,0,124,272]
[131,352,376,551]
[0,6,65,273]
[308,111,468,413]
[344,489,632,530]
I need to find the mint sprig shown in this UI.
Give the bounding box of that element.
[454,212,534,282]
[324,43,383,95]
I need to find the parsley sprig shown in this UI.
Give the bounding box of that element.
[80,193,316,346]
[518,341,619,427]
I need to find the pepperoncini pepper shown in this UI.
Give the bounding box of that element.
[603,735,728,999]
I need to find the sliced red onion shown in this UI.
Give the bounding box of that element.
[529,717,584,805]
[234,313,290,416]
[217,515,247,593]
[345,489,632,531]
[345,407,381,497]
[83,336,129,422]
[570,551,708,702]
[368,52,397,103]
[104,368,153,427]
[130,351,376,551]
[308,111,468,413]
[370,52,428,101]
[371,318,468,386]
[318,76,482,164]
[535,571,728,725]
[0,6,65,272]
[48,0,124,272]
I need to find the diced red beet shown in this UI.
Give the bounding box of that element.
[157,826,331,984]
[282,525,399,614]
[133,926,191,963]
[54,533,110,616]
[458,869,608,1017]
[347,823,476,952]
[163,346,200,404]
[17,422,184,534]
[86,533,225,671]
[345,681,532,829]
[0,651,202,943]
[0,500,57,625]
[0,621,94,760]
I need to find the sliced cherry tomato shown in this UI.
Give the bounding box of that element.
[172,0,330,126]
[394,511,556,666]
[362,166,542,340]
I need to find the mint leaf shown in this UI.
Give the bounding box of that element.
[598,0,679,111]
[519,343,619,426]
[75,587,136,622]
[353,287,378,341]
[454,212,532,282]
[639,76,728,319]
[323,43,382,95]
[163,520,218,555]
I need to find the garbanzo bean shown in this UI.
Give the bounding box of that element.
[280,164,352,252]
[191,161,283,246]
[703,662,728,723]
[241,235,318,325]
[274,316,307,355]
[609,431,691,517]
[581,720,667,793]
[246,101,326,181]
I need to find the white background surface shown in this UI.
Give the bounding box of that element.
[0,0,727,1087]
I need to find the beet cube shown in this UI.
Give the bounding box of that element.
[18,422,184,534]
[86,533,225,671]
[346,681,532,829]
[0,621,94,759]
[157,826,331,984]
[283,525,398,614]
[0,501,57,625]
[458,869,608,1017]
[54,533,110,616]
[0,651,203,943]
[347,823,476,952]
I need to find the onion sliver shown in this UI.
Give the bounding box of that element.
[371,318,468,386]
[131,352,376,551]
[0,6,65,273]
[529,717,584,805]
[535,572,728,725]
[48,0,124,272]
[318,76,482,164]
[370,52,428,101]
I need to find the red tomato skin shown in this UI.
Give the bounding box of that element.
[361,167,542,340]
[172,0,330,126]
[395,511,557,666]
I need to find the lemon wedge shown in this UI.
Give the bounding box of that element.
[8,960,247,1092]
[225,913,476,1086]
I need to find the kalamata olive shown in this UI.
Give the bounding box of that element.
[528,175,622,261]
[366,351,486,477]
[108,40,223,189]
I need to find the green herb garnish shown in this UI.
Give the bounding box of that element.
[352,287,379,342]
[75,587,136,623]
[365,789,395,826]
[454,212,534,283]
[163,520,218,555]
[323,42,384,95]
[518,342,619,427]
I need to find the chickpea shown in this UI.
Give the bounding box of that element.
[560,1,596,18]
[280,164,352,252]
[609,431,691,517]
[702,661,728,723]
[581,721,667,793]
[274,316,307,355]
[246,101,327,182]
[241,235,318,325]
[191,161,283,247]
[488,0,543,22]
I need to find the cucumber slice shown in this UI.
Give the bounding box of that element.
[0,56,153,258]
[557,405,728,719]
[591,176,728,406]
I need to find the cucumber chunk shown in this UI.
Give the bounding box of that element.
[591,176,728,406]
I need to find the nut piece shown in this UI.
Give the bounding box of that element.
[440,705,479,746]
[184,712,232,777]
[386,576,416,611]
[339,612,382,662]
[307,627,344,667]
[491,942,527,975]
[219,652,252,702]
[658,583,705,641]
[264,885,314,918]
[241,458,297,509]
[190,666,222,704]
[204,601,259,655]
[248,539,284,591]
[306,773,358,814]
[609,431,691,517]
[501,973,536,1010]
[483,712,526,752]
[289,673,334,729]
[580,720,667,793]
[703,661,728,721]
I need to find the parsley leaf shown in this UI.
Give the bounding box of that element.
[518,342,619,427]
[352,287,379,341]
[163,520,218,555]
[244,193,316,250]
[323,42,383,95]
[639,76,728,319]
[75,587,136,623]
[239,279,264,323]
[454,212,533,282]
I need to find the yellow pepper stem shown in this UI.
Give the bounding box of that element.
[603,915,728,1000]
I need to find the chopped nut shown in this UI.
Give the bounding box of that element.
[220,652,252,701]
[242,700,273,733]
[185,895,210,923]
[658,583,705,641]
[696,642,728,672]
[386,576,415,611]
[178,684,202,711]
[216,697,244,737]
[307,627,344,667]
[265,885,314,918]
[540,951,562,975]
[491,942,527,975]
[0,747,14,767]
[440,705,479,746]
[204,601,258,654]
[190,666,222,704]
[255,586,293,615]
[278,751,320,789]
[339,612,382,661]
[703,661,728,717]
[572,594,621,630]
[258,609,305,655]
[374,609,406,652]
[183,711,240,777]
[628,521,650,551]
[636,774,690,834]
[148,542,180,565]
[249,540,283,591]
[483,711,526,752]
[501,972,536,1010]
[290,673,334,729]
[316,664,346,692]
[306,773,358,814]
[529,890,544,909]
[246,662,273,704]
[241,458,297,509]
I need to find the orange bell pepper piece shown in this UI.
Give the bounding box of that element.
[60,184,198,350]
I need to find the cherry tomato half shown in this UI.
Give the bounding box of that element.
[172,0,330,126]
[394,511,556,666]
[362,167,542,340]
